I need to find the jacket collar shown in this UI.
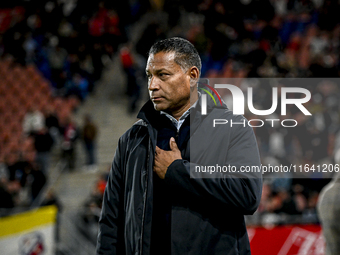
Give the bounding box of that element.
[137,100,162,127]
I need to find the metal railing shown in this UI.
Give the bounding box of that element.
[56,211,97,255]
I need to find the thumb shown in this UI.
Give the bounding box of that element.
[169,137,179,151]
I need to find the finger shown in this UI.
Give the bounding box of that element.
[155,146,161,154]
[153,157,159,170]
[169,137,179,151]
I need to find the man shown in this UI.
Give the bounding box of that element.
[96,37,262,255]
[82,114,98,168]
[317,150,340,255]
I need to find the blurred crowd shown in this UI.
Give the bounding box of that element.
[140,0,340,225]
[0,0,133,100]
[75,2,340,236]
[1,0,340,229]
[0,90,98,214]
[0,0,103,214]
[77,166,110,245]
[75,0,340,233]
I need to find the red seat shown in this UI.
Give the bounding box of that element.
[0,61,60,162]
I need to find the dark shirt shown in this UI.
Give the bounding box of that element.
[34,132,54,152]
[150,115,190,255]
[45,114,59,130]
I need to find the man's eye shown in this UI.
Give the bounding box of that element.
[147,74,152,79]
[159,73,168,77]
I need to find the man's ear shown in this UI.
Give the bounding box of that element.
[189,66,199,88]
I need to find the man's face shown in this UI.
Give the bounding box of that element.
[146,52,191,114]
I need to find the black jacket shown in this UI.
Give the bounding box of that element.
[96,93,262,255]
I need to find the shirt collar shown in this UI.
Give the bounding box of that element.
[160,92,200,130]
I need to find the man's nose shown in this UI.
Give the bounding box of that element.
[148,77,159,91]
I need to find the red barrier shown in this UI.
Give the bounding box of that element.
[247,225,325,255]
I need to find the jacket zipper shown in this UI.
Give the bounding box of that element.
[139,136,151,255]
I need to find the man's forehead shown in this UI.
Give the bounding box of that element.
[146,52,177,70]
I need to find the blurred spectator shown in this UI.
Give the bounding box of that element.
[303,191,319,223]
[78,168,109,241]
[30,165,47,202]
[0,177,15,209]
[90,42,105,83]
[65,72,89,102]
[4,153,20,183]
[135,22,166,59]
[43,105,60,144]
[1,149,47,206]
[88,1,106,44]
[317,151,340,255]
[47,41,68,89]
[60,116,79,170]
[41,189,62,211]
[82,114,98,170]
[22,105,45,136]
[120,45,142,113]
[33,127,54,174]
[275,190,300,215]
[41,188,62,242]
[292,184,308,214]
[104,9,124,52]
[5,152,31,188]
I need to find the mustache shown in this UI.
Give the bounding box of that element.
[150,94,164,99]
